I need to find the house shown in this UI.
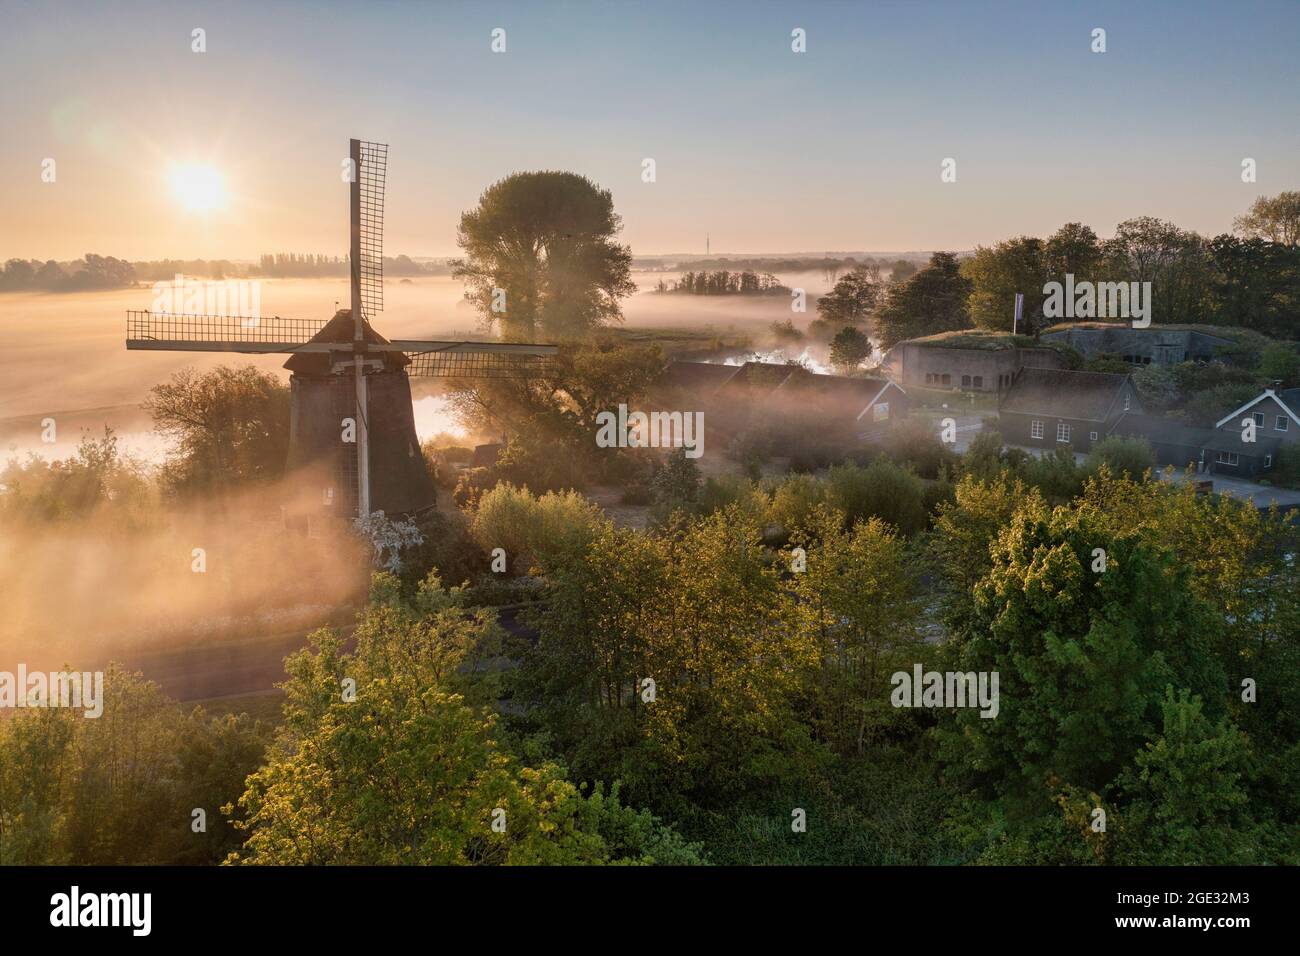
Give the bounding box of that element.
[886,330,1066,393]
[1203,387,1300,477]
[998,367,1142,453]
[1111,412,1211,471]
[1039,322,1234,366]
[768,368,907,440]
[650,360,906,446]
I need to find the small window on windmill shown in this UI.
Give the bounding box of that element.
[323,486,335,506]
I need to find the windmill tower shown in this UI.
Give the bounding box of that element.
[127,138,556,523]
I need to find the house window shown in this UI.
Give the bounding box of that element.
[1123,395,1131,411]
[1089,431,1099,441]
[1253,412,1265,427]
[1057,423,1071,443]
[924,373,934,384]
[961,374,971,387]
[973,376,983,388]
[1216,451,1239,466]
[941,373,951,386]
[1031,420,1044,440]
[1277,415,1289,432]
[1265,454,1274,468]
[872,402,889,422]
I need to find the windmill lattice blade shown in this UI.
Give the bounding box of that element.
[404,347,557,379]
[125,310,326,351]
[358,140,387,321]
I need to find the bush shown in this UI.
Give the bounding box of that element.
[1085,435,1156,481]
[452,466,498,509]
[469,483,608,575]
[766,472,828,538]
[825,459,928,536]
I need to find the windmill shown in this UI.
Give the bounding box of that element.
[127,138,557,522]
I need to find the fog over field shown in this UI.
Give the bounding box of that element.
[0,270,838,462]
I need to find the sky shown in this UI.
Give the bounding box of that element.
[1,0,1298,260]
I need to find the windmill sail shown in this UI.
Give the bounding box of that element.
[124,135,558,520]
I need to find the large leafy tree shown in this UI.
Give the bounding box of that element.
[453,172,636,342]
[1234,190,1300,247]
[874,252,972,349]
[144,365,289,495]
[816,266,880,326]
[227,574,701,864]
[937,505,1225,815]
[962,236,1045,332]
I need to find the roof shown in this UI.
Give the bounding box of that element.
[656,360,741,393]
[771,370,900,417]
[718,361,800,394]
[900,329,1041,351]
[1000,367,1132,422]
[1112,412,1213,448]
[284,309,410,376]
[1214,388,1300,429]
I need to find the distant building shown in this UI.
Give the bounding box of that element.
[887,331,1066,393]
[653,360,906,445]
[998,367,1142,453]
[1040,323,1234,366]
[1203,387,1300,477]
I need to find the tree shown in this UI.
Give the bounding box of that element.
[963,237,1045,332]
[937,505,1224,817]
[1084,438,1155,481]
[817,267,879,325]
[874,252,972,350]
[1257,342,1300,385]
[452,172,636,342]
[828,325,871,372]
[144,365,289,495]
[1102,217,1211,326]
[1043,222,1103,283]
[1234,190,1300,247]
[228,574,702,864]
[791,511,924,754]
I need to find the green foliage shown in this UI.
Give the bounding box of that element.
[1257,342,1300,384]
[452,171,636,342]
[1085,437,1156,481]
[828,325,872,372]
[469,483,606,575]
[228,574,701,864]
[144,365,289,496]
[0,666,270,865]
[790,512,925,754]
[874,252,973,350]
[0,429,157,529]
[825,459,929,536]
[816,267,879,326]
[937,505,1224,817]
[650,448,702,514]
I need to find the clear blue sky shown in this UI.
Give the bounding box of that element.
[2,0,1297,259]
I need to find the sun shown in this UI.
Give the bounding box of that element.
[170,163,226,212]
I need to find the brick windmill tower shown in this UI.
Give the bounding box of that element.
[127,138,556,524]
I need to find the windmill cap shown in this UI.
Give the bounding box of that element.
[284,309,411,374]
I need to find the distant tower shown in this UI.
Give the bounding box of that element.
[706,233,710,255]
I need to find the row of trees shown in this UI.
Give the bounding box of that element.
[657,270,788,295]
[795,193,1300,353]
[0,254,135,291]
